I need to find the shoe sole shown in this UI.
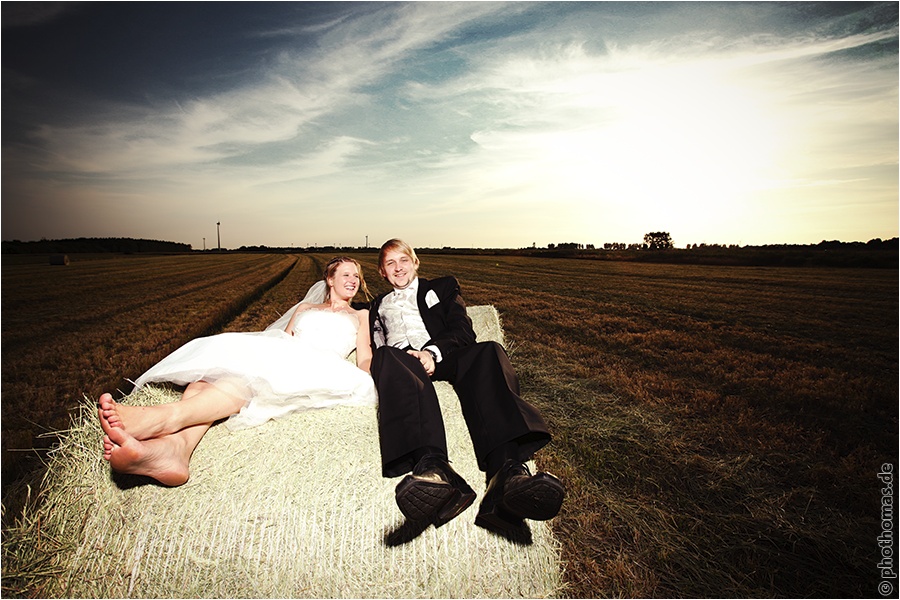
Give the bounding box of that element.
[502,473,564,521]
[395,476,456,522]
[434,489,476,528]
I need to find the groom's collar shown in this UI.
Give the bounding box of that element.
[392,277,419,296]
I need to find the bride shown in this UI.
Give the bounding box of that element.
[97,256,376,486]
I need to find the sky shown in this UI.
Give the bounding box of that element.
[2,1,897,250]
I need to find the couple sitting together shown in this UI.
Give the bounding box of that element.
[98,238,563,537]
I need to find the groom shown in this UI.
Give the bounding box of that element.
[368,238,564,537]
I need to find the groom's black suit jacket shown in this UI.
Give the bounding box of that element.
[368,276,475,355]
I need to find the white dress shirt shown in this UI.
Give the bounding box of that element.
[380,278,441,360]
[381,278,430,349]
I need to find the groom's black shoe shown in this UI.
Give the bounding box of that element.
[395,454,476,527]
[475,460,564,535]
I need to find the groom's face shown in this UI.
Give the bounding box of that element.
[380,248,418,290]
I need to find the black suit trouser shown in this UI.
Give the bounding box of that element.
[372,341,551,478]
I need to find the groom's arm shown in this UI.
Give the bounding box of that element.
[368,296,387,351]
[423,277,476,357]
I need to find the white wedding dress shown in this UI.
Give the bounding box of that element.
[133,295,376,431]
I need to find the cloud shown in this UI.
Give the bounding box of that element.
[363,3,897,245]
[18,3,511,176]
[2,2,896,247]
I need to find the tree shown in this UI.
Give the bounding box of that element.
[643,231,674,250]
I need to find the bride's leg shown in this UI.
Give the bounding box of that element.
[99,382,246,440]
[102,420,211,486]
[99,393,174,440]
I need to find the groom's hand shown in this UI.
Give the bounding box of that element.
[407,349,435,376]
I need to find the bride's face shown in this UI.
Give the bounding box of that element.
[328,262,361,300]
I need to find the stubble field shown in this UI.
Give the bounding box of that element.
[2,251,897,597]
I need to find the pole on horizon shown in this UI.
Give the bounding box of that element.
[217,222,221,251]
[203,237,206,251]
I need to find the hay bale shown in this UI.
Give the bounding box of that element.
[3,306,563,598]
[49,254,70,266]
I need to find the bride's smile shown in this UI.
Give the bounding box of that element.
[329,263,362,301]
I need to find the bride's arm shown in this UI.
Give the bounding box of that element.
[354,309,373,373]
[285,303,313,335]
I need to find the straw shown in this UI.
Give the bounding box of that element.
[3,306,563,598]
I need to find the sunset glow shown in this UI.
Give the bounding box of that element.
[3,2,897,249]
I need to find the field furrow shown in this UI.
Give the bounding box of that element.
[374,253,896,597]
[1,253,307,484]
[2,251,896,598]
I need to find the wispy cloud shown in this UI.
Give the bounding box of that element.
[2,2,896,247]
[24,3,508,175]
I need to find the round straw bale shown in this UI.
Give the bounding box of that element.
[49,254,70,265]
[2,306,563,598]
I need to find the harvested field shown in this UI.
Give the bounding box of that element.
[399,254,898,597]
[1,253,306,484]
[2,251,897,597]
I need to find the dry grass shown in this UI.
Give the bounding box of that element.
[220,255,325,333]
[403,254,896,598]
[3,251,895,597]
[2,306,563,598]
[1,253,301,487]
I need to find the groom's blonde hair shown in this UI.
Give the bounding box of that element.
[378,239,419,278]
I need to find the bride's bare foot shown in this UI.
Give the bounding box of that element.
[103,435,115,461]
[98,393,175,440]
[102,424,191,486]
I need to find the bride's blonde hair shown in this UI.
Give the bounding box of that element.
[323,256,372,302]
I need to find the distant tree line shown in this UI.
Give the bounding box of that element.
[538,235,898,268]
[685,238,898,251]
[603,242,643,250]
[558,233,898,254]
[4,235,896,268]
[547,242,596,250]
[236,244,380,254]
[1,237,192,254]
[601,231,675,250]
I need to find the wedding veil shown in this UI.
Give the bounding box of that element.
[264,279,328,332]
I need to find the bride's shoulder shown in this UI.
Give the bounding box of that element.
[294,302,327,316]
[348,305,368,321]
